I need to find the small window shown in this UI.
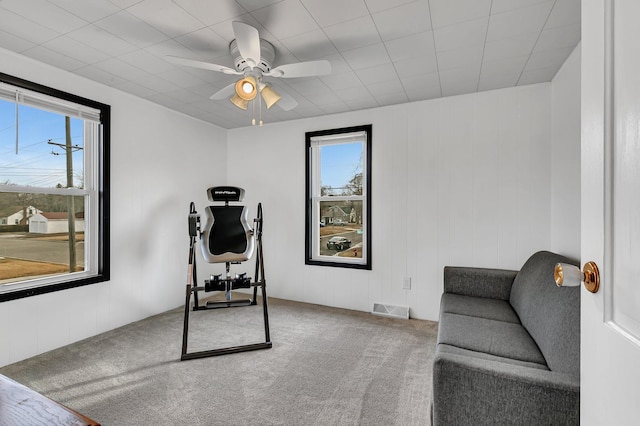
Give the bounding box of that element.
[305,125,372,269]
[0,73,110,302]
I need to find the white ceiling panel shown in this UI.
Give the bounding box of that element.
[250,0,319,39]
[482,33,539,62]
[95,10,170,48]
[0,0,580,129]
[0,0,87,34]
[0,29,37,53]
[280,30,338,61]
[320,72,363,91]
[172,0,247,27]
[367,78,405,97]
[533,23,580,52]
[301,0,369,27]
[518,66,558,85]
[440,66,481,97]
[42,35,112,65]
[434,18,489,52]
[355,63,399,85]
[0,9,61,45]
[363,0,416,14]
[324,16,381,52]
[126,0,205,38]
[73,65,127,87]
[385,31,435,61]
[22,46,86,71]
[372,1,432,41]
[486,2,554,42]
[48,0,121,23]
[525,46,575,71]
[96,58,150,82]
[341,43,391,70]
[66,25,138,57]
[401,73,441,101]
[430,0,492,29]
[545,0,581,29]
[491,0,553,15]
[394,54,438,79]
[437,45,484,71]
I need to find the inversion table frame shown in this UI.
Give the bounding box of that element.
[181,202,271,360]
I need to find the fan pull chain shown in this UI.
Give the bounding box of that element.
[251,96,256,126]
[259,88,263,126]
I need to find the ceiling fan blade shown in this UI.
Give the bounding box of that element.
[232,21,261,69]
[266,60,332,78]
[272,87,298,111]
[165,56,240,75]
[210,83,236,100]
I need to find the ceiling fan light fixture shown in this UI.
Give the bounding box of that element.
[235,76,257,101]
[260,84,281,109]
[229,94,249,110]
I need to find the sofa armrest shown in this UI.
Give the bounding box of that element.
[443,267,517,300]
[432,352,579,426]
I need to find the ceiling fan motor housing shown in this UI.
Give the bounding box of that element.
[230,39,275,74]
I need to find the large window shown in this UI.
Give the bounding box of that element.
[0,73,110,302]
[305,125,371,269]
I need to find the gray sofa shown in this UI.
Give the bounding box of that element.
[432,251,580,425]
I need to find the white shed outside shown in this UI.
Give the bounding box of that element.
[29,212,85,234]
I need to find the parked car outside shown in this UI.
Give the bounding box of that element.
[333,219,347,226]
[326,236,351,250]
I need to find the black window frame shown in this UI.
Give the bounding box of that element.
[0,72,110,302]
[305,124,372,270]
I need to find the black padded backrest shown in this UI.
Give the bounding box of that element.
[209,206,247,255]
[200,205,254,263]
[509,251,580,378]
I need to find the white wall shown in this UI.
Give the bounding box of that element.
[0,47,582,367]
[0,48,227,367]
[228,83,554,321]
[550,44,581,260]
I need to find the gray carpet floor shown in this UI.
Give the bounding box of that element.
[0,296,438,425]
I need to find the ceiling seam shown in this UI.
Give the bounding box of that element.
[514,0,559,86]
[476,0,494,92]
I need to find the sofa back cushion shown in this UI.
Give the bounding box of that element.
[509,251,580,378]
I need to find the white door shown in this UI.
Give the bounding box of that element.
[582,0,640,424]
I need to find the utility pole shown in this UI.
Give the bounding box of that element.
[48,117,82,272]
[65,116,76,272]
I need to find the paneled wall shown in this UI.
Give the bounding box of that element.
[0,46,580,367]
[0,48,227,367]
[228,83,555,321]
[551,45,581,260]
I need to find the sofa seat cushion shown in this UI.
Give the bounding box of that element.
[437,312,547,366]
[440,293,520,324]
[437,343,549,371]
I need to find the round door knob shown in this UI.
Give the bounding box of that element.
[554,261,600,294]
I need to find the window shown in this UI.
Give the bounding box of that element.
[0,73,110,302]
[305,125,371,269]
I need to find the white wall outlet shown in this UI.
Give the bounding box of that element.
[403,277,411,290]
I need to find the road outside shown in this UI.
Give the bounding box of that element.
[0,232,85,282]
[320,225,363,257]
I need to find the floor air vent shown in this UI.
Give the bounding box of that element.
[372,303,409,320]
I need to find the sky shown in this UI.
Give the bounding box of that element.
[0,99,84,188]
[1,96,359,191]
[320,141,363,190]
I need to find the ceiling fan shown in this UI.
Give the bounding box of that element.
[166,22,332,116]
